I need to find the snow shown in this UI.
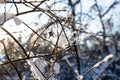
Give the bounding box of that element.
[27,58,46,80]
[53,62,60,74]
[93,54,114,68]
[58,32,68,49]
[0,13,22,25]
[27,52,60,80]
[0,13,15,24]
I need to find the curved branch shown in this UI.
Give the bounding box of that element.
[0,27,29,58]
[0,40,22,80]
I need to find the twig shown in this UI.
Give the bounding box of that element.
[0,27,29,58]
[2,65,14,80]
[0,40,22,80]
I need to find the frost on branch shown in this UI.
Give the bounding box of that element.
[27,52,60,80]
[88,54,120,80]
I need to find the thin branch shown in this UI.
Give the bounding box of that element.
[5,0,49,3]
[51,30,62,65]
[0,72,7,80]
[101,1,119,17]
[0,52,51,66]
[12,0,19,14]
[2,65,14,80]
[34,62,47,79]
[0,40,22,80]
[0,27,29,58]
[94,0,106,47]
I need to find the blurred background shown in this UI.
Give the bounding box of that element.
[0,0,120,80]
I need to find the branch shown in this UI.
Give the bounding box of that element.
[0,40,22,80]
[0,27,29,58]
[102,1,119,17]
